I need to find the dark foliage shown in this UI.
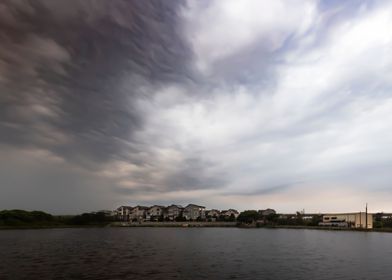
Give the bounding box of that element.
[373,213,392,228]
[175,215,186,222]
[68,212,113,225]
[0,209,54,226]
[237,210,260,224]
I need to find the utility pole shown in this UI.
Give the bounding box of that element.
[365,203,368,230]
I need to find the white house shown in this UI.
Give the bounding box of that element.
[147,205,165,221]
[130,206,149,222]
[115,206,133,221]
[206,209,220,221]
[206,209,220,218]
[183,204,206,221]
[165,205,184,221]
[221,209,239,219]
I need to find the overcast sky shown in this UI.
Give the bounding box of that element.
[1,0,392,214]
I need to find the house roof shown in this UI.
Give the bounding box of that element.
[221,209,238,213]
[185,203,206,209]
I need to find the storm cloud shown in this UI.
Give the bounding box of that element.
[1,0,392,214]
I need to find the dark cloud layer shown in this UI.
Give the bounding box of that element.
[0,0,191,166]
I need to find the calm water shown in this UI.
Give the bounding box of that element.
[1,228,392,279]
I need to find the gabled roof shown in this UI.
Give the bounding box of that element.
[221,209,238,214]
[185,203,205,209]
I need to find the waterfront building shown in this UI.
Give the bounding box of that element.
[115,206,133,221]
[165,204,184,221]
[221,209,239,219]
[206,209,220,221]
[206,209,220,217]
[319,213,373,229]
[146,205,165,221]
[130,206,149,222]
[183,204,206,220]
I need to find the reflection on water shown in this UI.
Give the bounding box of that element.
[1,228,392,279]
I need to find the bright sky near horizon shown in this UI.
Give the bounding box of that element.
[1,0,392,214]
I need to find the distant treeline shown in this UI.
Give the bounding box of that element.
[0,210,114,228]
[68,212,114,225]
[0,210,56,227]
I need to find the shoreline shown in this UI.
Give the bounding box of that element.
[111,221,237,227]
[2,222,392,232]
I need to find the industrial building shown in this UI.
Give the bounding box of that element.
[319,212,373,229]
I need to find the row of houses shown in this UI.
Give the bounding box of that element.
[107,206,383,229]
[115,204,239,222]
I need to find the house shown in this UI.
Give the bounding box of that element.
[129,206,149,222]
[206,209,220,218]
[259,208,276,216]
[115,206,133,221]
[221,209,239,219]
[319,213,373,229]
[147,205,165,221]
[164,204,184,221]
[183,204,206,221]
[206,209,220,221]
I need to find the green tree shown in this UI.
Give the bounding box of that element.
[237,210,260,224]
[296,211,304,225]
[265,213,279,224]
[309,215,322,226]
[68,212,112,225]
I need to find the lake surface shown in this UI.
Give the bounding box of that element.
[1,228,392,279]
